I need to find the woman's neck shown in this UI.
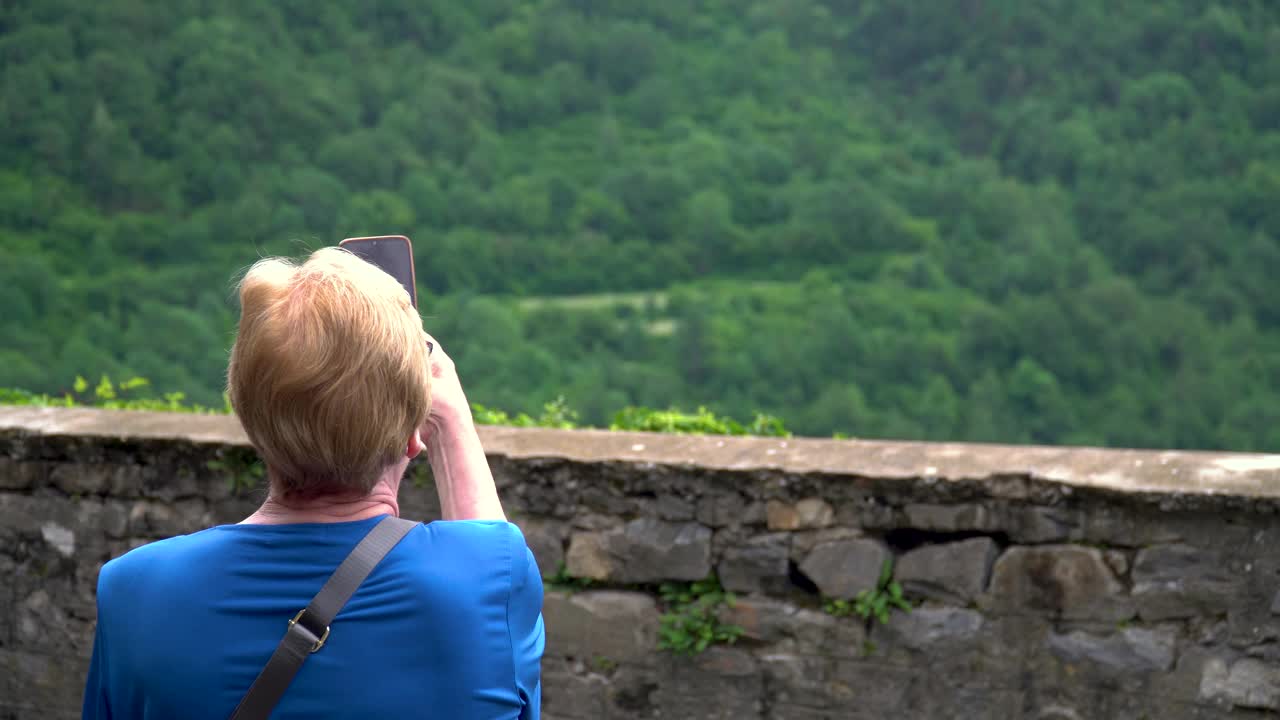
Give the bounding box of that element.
[241,476,402,525]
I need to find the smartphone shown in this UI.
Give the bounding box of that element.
[339,235,417,308]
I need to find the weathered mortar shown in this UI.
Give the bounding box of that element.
[2,406,1280,719]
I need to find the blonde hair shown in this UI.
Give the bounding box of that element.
[227,247,430,499]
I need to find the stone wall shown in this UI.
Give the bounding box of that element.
[2,406,1280,719]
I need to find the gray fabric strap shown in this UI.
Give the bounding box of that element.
[228,516,418,720]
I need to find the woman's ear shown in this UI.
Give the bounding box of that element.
[406,429,425,460]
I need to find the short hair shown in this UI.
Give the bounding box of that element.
[227,247,430,499]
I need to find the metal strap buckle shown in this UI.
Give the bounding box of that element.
[289,609,330,653]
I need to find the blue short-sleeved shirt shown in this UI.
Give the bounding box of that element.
[82,517,544,719]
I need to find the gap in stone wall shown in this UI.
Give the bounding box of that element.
[883,527,1011,553]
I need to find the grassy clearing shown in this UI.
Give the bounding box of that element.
[515,290,678,336]
[516,291,669,313]
[646,319,677,336]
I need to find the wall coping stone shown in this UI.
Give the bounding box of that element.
[2,406,1278,504]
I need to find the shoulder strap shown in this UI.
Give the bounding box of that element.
[229,515,419,720]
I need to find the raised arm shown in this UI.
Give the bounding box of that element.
[419,335,506,521]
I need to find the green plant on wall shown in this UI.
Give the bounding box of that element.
[545,563,598,594]
[657,574,743,655]
[610,406,789,437]
[824,558,911,625]
[472,397,579,429]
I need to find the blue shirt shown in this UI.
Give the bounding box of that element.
[83,517,544,719]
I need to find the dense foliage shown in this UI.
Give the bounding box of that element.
[2,1,1278,450]
[1,374,790,436]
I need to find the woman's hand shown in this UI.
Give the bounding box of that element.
[420,333,471,434]
[417,333,505,521]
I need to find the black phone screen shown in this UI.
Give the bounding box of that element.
[340,236,417,308]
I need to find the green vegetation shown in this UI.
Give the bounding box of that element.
[471,397,580,430]
[2,1,1279,450]
[545,563,600,595]
[824,559,912,625]
[0,374,793,438]
[611,406,788,437]
[0,375,223,413]
[657,575,744,656]
[206,447,265,495]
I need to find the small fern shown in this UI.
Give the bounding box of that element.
[657,575,743,655]
[824,558,911,625]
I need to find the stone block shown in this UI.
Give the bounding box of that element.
[719,597,796,644]
[14,582,93,655]
[0,648,89,719]
[763,704,839,720]
[603,664,659,718]
[790,527,863,559]
[719,599,865,658]
[50,462,114,495]
[655,493,695,521]
[798,538,890,600]
[795,498,834,527]
[100,462,150,496]
[40,523,75,558]
[97,501,130,539]
[569,512,620,531]
[915,685,1025,720]
[1005,505,1078,543]
[904,503,998,533]
[717,533,789,594]
[514,516,566,579]
[173,497,210,529]
[565,532,612,580]
[1200,657,1280,711]
[541,656,610,720]
[760,653,828,706]
[972,614,1055,681]
[1102,550,1129,577]
[0,493,71,537]
[803,609,867,659]
[1027,701,1091,720]
[901,501,1077,543]
[766,499,801,530]
[565,519,711,583]
[1132,543,1240,621]
[985,545,1133,621]
[140,465,202,501]
[1048,627,1177,673]
[617,517,711,581]
[128,500,194,538]
[653,647,762,719]
[827,661,915,714]
[542,591,659,664]
[878,606,984,651]
[1080,505,1185,547]
[0,458,48,490]
[1272,590,1280,616]
[742,501,767,525]
[696,492,746,528]
[579,485,630,515]
[766,497,832,530]
[896,537,998,605]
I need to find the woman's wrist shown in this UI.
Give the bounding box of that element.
[425,398,474,434]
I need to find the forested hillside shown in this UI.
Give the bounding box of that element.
[2,1,1278,450]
